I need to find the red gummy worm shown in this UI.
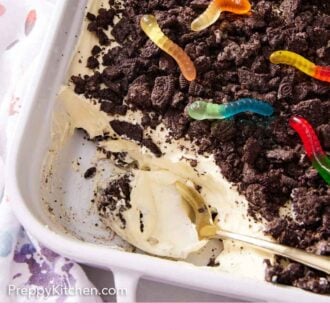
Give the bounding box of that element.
[289,115,325,159]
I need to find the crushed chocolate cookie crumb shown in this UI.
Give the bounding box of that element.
[84,167,97,179]
[151,76,176,111]
[142,138,162,157]
[207,258,220,267]
[98,174,132,222]
[139,211,144,233]
[110,120,143,142]
[265,259,330,294]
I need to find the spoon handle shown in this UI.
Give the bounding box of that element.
[214,230,330,274]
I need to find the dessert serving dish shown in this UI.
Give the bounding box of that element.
[8,0,330,302]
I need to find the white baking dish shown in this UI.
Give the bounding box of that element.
[7,0,330,302]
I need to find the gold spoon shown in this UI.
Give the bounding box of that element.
[175,181,330,275]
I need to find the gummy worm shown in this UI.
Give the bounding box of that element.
[140,15,196,81]
[270,51,330,83]
[191,0,251,32]
[187,98,274,120]
[289,115,330,185]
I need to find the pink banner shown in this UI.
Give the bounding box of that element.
[0,303,328,329]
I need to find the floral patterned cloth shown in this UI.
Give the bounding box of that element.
[0,0,100,302]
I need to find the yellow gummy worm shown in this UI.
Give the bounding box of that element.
[140,15,196,81]
[270,50,330,83]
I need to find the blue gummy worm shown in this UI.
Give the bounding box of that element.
[222,98,274,118]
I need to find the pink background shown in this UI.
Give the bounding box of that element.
[1,303,328,328]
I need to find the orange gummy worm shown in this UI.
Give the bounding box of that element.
[191,0,251,32]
